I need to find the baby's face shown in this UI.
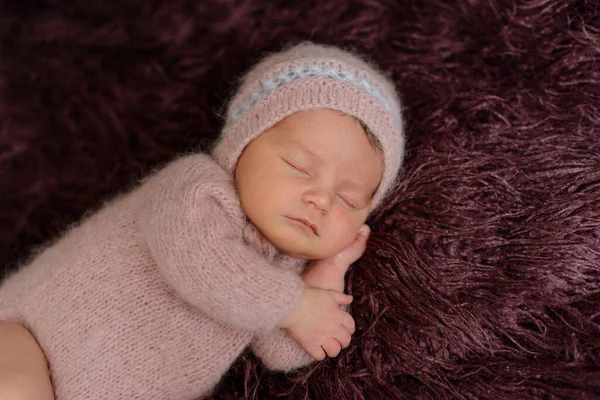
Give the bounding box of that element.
[235,108,382,260]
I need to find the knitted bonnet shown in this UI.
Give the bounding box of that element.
[212,42,405,209]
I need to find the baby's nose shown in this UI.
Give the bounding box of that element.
[303,190,331,215]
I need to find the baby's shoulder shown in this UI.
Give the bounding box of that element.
[173,152,223,174]
[186,153,234,191]
[146,153,227,184]
[146,152,238,203]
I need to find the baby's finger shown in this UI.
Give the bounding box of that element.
[322,340,342,358]
[331,291,353,305]
[329,225,371,267]
[335,327,352,348]
[357,224,371,241]
[342,313,356,334]
[309,345,326,361]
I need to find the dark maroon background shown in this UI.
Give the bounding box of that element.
[1,0,599,398]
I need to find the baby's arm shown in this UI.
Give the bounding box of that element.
[140,154,306,333]
[250,226,370,371]
[250,326,314,371]
[0,321,54,400]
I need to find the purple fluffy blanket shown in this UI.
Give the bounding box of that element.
[1,0,599,398]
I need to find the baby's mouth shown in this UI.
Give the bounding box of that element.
[286,217,319,236]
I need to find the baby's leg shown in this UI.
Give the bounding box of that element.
[0,321,54,400]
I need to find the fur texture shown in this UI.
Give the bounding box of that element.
[1,0,599,398]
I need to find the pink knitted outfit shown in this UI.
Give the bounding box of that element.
[0,43,403,399]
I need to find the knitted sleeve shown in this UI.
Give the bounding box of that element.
[251,328,315,372]
[140,154,305,334]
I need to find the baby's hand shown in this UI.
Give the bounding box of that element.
[303,225,370,292]
[278,287,355,360]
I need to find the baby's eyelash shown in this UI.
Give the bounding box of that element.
[338,195,358,209]
[284,159,310,175]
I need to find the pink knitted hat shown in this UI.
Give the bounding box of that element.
[212,42,405,209]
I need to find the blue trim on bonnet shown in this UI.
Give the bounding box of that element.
[226,64,398,130]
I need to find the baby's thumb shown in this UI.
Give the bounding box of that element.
[357,224,371,243]
[336,224,370,265]
[331,291,353,305]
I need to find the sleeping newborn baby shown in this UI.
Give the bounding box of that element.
[0,42,404,399]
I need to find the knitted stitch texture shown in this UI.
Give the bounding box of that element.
[0,154,310,399]
[212,42,405,209]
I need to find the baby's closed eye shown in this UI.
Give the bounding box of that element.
[337,193,371,211]
[283,157,311,177]
[337,194,358,210]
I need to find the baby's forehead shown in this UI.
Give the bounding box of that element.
[281,130,381,163]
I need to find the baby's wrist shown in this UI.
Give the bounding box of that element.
[277,287,308,329]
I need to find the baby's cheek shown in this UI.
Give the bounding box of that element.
[325,219,360,254]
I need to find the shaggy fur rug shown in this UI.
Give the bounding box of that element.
[1,0,599,398]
